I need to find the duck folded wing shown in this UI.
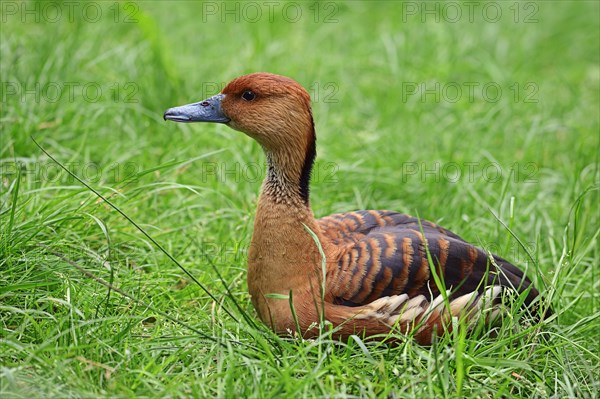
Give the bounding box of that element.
[320,210,539,309]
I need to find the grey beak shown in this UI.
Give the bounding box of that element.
[164,94,230,123]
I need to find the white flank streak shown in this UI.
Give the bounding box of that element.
[450,292,478,314]
[404,295,427,310]
[387,294,410,311]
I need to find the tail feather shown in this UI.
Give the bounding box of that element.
[490,255,551,318]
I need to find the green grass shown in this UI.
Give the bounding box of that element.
[1,1,599,397]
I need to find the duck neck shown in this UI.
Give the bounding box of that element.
[248,125,327,297]
[262,134,316,207]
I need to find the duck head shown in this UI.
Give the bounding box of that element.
[164,72,315,153]
[164,72,317,204]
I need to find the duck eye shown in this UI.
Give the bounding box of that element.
[242,90,256,101]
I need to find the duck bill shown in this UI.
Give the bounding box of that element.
[163,94,230,123]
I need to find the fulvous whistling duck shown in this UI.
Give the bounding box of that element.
[164,72,544,344]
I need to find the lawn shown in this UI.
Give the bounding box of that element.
[1,1,599,398]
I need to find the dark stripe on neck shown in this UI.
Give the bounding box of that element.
[299,117,316,205]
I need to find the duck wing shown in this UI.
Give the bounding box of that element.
[318,210,538,307]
